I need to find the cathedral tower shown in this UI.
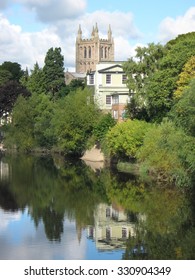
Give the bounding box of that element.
[75,23,114,73]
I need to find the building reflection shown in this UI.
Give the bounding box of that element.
[0,160,9,180]
[87,203,138,251]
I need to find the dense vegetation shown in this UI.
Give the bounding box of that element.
[1,32,195,188]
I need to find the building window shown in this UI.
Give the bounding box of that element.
[88,226,94,239]
[84,47,87,58]
[122,74,127,84]
[106,227,111,240]
[122,227,128,238]
[106,95,111,105]
[89,74,94,85]
[106,207,111,217]
[112,95,119,104]
[113,110,118,119]
[101,47,104,58]
[106,74,111,84]
[105,47,107,58]
[88,46,91,58]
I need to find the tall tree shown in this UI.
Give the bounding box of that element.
[43,47,65,98]
[21,62,46,95]
[174,56,195,99]
[123,43,165,120]
[146,32,195,121]
[0,81,30,118]
[0,61,24,82]
[0,69,13,86]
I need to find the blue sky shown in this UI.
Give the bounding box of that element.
[0,0,195,70]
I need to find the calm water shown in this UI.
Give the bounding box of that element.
[0,154,195,260]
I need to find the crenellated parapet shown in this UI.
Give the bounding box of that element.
[76,23,114,73]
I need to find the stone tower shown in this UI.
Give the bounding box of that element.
[75,23,114,73]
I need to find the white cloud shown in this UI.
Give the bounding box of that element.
[0,209,21,231]
[0,7,141,71]
[17,0,87,22]
[158,7,195,43]
[0,13,63,69]
[77,10,141,40]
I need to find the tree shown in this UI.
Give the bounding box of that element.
[21,62,46,95]
[93,113,116,143]
[0,80,31,118]
[105,119,152,160]
[170,79,195,137]
[146,32,195,121]
[137,121,195,188]
[43,47,66,98]
[0,69,13,86]
[123,43,165,120]
[174,56,195,99]
[52,88,100,156]
[0,61,24,82]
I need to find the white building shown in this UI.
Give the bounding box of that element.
[87,62,130,122]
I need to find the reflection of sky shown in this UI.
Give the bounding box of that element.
[0,208,124,260]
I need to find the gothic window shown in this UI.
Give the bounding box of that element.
[101,47,104,58]
[84,47,87,58]
[108,47,110,58]
[88,46,91,58]
[105,47,107,58]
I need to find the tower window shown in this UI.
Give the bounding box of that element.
[101,47,104,59]
[84,47,87,58]
[105,47,107,58]
[89,46,91,58]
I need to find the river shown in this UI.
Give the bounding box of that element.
[0,153,194,260]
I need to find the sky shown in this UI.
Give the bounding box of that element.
[0,0,195,71]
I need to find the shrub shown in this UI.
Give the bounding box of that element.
[105,119,152,160]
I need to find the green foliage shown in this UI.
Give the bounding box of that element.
[174,56,195,99]
[169,79,195,137]
[93,113,116,143]
[146,32,195,121]
[5,93,55,151]
[105,119,152,159]
[0,80,31,118]
[21,62,46,95]
[5,95,36,151]
[123,43,165,120]
[52,88,100,156]
[0,69,13,86]
[137,121,195,188]
[123,32,195,122]
[43,47,65,98]
[0,61,24,82]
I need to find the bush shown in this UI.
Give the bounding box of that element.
[93,113,116,143]
[105,119,152,160]
[137,121,195,188]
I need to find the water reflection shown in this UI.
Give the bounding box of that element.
[87,203,137,251]
[0,154,194,260]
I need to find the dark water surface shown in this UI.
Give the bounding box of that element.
[0,154,194,260]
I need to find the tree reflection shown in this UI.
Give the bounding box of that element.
[0,154,194,259]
